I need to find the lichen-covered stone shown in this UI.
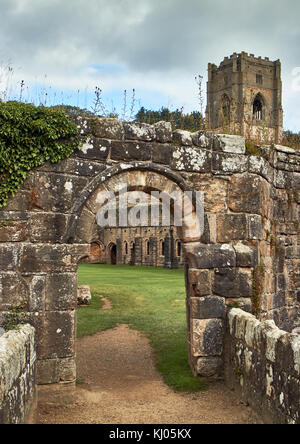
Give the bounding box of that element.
[124,122,156,141]
[92,117,125,140]
[184,243,236,269]
[173,129,193,146]
[0,325,36,424]
[190,296,226,319]
[192,318,224,357]
[154,121,173,142]
[213,134,246,154]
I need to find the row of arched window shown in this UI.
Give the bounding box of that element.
[122,239,182,257]
[221,93,264,122]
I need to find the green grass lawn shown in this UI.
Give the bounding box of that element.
[77,264,206,392]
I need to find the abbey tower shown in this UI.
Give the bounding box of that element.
[206,52,283,143]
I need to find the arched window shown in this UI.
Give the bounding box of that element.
[124,241,128,255]
[160,240,165,256]
[176,240,181,257]
[145,239,150,256]
[253,94,263,120]
[221,94,231,124]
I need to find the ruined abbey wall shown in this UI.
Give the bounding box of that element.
[0,117,299,420]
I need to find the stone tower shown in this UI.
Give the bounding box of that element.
[206,52,283,143]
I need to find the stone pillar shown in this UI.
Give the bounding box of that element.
[149,236,157,267]
[134,237,142,266]
[116,238,122,265]
[163,234,172,269]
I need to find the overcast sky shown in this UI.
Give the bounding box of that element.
[0,0,299,130]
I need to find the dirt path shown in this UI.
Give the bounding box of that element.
[38,324,257,424]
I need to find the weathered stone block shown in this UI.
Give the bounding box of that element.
[192,131,214,148]
[124,122,156,141]
[213,134,246,154]
[228,175,263,214]
[37,358,60,385]
[45,273,77,311]
[248,215,263,240]
[40,157,106,177]
[31,172,88,213]
[0,244,18,271]
[187,175,228,213]
[171,147,212,172]
[196,357,223,377]
[37,311,76,360]
[184,243,236,269]
[19,245,77,273]
[217,214,247,242]
[110,140,151,161]
[0,220,28,242]
[173,129,193,146]
[249,155,273,181]
[190,296,226,319]
[27,275,46,311]
[212,152,248,174]
[58,357,76,382]
[192,318,224,356]
[154,121,173,142]
[188,269,211,296]
[234,242,258,267]
[77,138,110,161]
[213,268,252,298]
[0,273,28,310]
[91,117,124,139]
[151,144,175,165]
[29,213,69,243]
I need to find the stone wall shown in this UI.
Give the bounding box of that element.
[225,309,300,424]
[0,116,299,384]
[0,325,37,424]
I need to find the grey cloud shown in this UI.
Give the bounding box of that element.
[0,0,299,128]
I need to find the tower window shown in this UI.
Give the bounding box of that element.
[221,94,231,124]
[256,74,263,85]
[253,95,263,120]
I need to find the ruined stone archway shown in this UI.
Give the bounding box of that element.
[0,118,298,386]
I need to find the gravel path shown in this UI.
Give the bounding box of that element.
[38,324,257,424]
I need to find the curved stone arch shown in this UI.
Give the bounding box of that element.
[67,162,204,248]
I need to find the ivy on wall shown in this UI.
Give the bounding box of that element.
[0,101,82,208]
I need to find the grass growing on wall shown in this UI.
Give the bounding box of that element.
[77,264,206,393]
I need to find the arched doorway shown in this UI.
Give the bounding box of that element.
[109,243,117,265]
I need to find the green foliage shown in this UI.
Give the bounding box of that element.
[135,106,205,131]
[2,300,28,332]
[77,264,206,393]
[50,104,94,118]
[282,130,300,150]
[0,101,82,208]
